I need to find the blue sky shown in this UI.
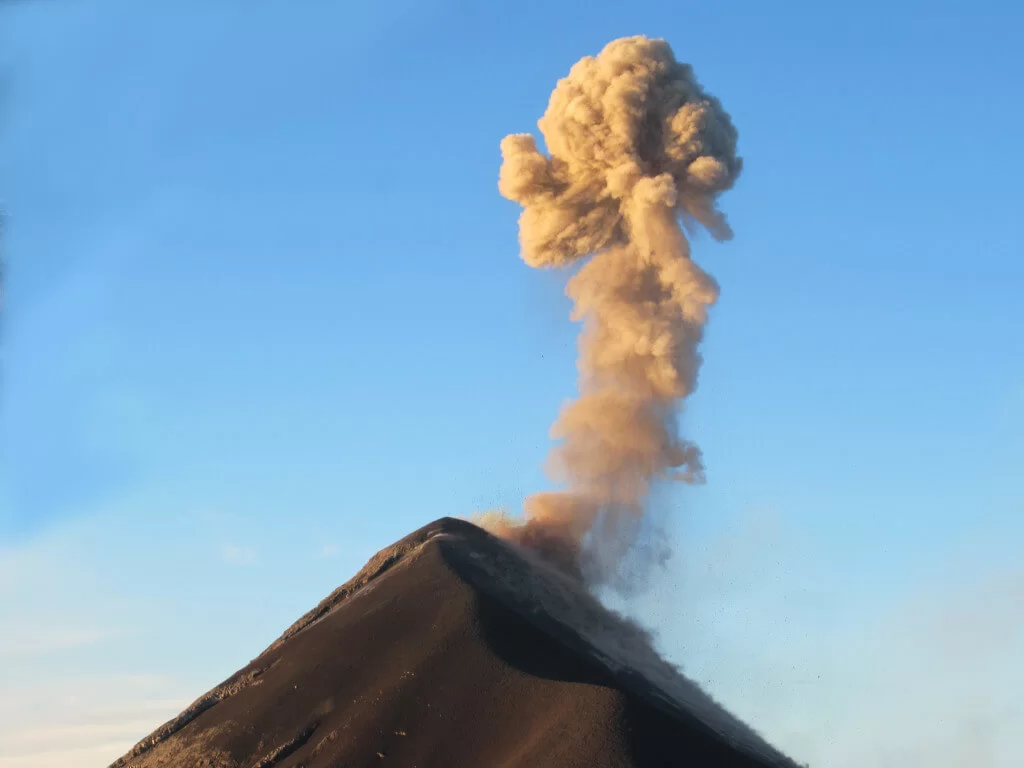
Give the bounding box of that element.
[1,1,1022,766]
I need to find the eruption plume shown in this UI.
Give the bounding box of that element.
[495,36,741,584]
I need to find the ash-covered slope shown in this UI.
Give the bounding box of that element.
[111,518,799,768]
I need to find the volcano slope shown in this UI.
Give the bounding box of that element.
[110,517,798,768]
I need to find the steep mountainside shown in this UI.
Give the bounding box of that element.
[111,517,798,768]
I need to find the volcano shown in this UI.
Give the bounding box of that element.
[110,518,798,768]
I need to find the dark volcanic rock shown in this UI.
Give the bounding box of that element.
[111,517,798,768]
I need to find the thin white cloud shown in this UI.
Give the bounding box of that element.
[1,721,161,753]
[319,543,340,558]
[0,550,43,595]
[220,542,258,566]
[0,624,115,659]
[0,741,137,768]
[0,675,192,768]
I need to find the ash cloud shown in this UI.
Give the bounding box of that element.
[493,36,740,584]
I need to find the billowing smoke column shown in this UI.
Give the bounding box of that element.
[496,36,741,584]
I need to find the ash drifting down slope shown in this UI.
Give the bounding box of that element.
[111,518,798,768]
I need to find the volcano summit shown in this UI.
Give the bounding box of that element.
[110,517,797,768]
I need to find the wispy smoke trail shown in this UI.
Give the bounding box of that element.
[495,36,741,584]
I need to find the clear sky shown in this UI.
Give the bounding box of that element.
[1,1,1022,766]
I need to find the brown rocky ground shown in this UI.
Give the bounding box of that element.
[110,517,799,768]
